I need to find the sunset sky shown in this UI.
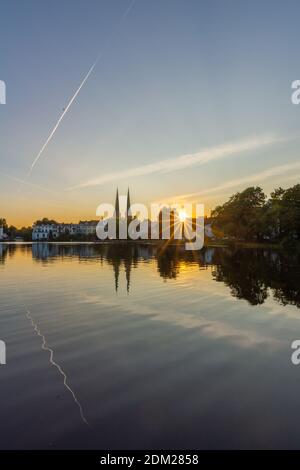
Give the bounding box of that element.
[1,0,300,227]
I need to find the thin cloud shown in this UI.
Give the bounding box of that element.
[68,134,284,190]
[166,161,300,202]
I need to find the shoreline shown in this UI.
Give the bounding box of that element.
[0,239,283,249]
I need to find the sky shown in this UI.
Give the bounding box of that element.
[1,0,300,227]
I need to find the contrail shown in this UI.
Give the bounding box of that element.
[26,59,98,181]
[26,308,89,426]
[21,0,136,188]
[0,170,57,195]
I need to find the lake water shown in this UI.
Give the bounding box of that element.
[0,242,300,449]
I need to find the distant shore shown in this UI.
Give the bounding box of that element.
[0,239,285,249]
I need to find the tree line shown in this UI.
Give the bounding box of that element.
[211,184,300,246]
[0,218,32,241]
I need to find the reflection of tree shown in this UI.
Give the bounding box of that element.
[27,242,300,307]
[156,245,209,280]
[0,243,18,265]
[267,251,300,308]
[212,249,268,305]
[0,244,8,264]
[212,248,300,308]
[157,246,180,279]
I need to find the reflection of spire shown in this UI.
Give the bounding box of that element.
[115,188,120,239]
[112,258,121,292]
[115,188,120,219]
[113,259,120,292]
[124,257,132,294]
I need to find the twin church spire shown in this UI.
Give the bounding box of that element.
[113,188,132,291]
[115,188,120,219]
[114,188,131,219]
[126,188,131,216]
[114,189,132,239]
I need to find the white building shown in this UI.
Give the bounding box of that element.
[32,224,58,241]
[32,222,98,241]
[0,226,7,240]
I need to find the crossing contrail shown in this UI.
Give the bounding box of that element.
[21,0,135,189]
[0,170,56,194]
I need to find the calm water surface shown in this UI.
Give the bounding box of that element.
[0,242,300,449]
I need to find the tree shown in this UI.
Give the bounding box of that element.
[212,187,266,240]
[263,184,300,244]
[18,226,33,241]
[278,184,300,242]
[7,225,17,239]
[34,218,58,226]
[0,218,7,229]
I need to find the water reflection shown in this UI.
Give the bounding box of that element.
[1,242,300,449]
[0,243,8,264]
[212,248,300,308]
[1,242,300,308]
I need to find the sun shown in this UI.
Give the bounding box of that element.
[179,210,187,222]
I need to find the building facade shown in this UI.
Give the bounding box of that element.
[32,222,98,241]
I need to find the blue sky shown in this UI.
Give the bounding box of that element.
[1,0,300,225]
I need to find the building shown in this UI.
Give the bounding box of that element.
[158,208,176,240]
[0,226,7,241]
[32,224,58,240]
[31,189,132,241]
[32,221,98,241]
